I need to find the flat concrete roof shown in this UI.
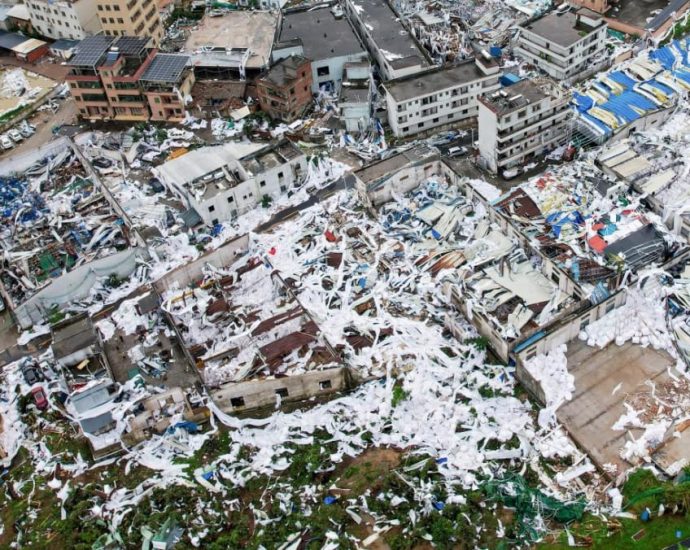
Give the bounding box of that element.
[479,79,555,117]
[340,84,369,103]
[183,11,278,70]
[281,5,365,61]
[384,59,487,102]
[522,9,604,48]
[355,144,436,184]
[351,0,429,69]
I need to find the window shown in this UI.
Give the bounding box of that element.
[275,388,289,398]
[317,66,330,76]
[551,271,560,284]
[230,397,245,408]
[526,347,537,361]
[212,218,219,225]
[278,171,284,179]
[259,180,266,187]
[208,205,215,212]
[518,110,526,119]
[580,316,590,331]
[606,300,616,314]
[227,196,234,203]
[319,380,332,390]
[280,185,287,192]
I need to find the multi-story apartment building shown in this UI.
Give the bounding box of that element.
[97,0,164,46]
[478,79,571,175]
[24,0,101,40]
[515,7,607,82]
[383,56,500,138]
[343,0,430,81]
[66,35,193,122]
[257,55,313,123]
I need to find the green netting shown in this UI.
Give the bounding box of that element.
[483,474,586,542]
[624,486,666,510]
[39,253,59,272]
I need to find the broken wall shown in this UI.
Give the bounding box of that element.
[15,247,146,329]
[153,234,250,294]
[210,366,351,413]
[0,136,71,177]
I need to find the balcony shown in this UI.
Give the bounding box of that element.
[498,106,570,142]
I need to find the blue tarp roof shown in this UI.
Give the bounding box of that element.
[573,92,594,112]
[646,79,675,97]
[608,71,637,90]
[650,46,677,70]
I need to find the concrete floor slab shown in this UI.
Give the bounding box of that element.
[557,339,674,476]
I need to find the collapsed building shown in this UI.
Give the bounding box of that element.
[571,37,690,145]
[597,114,690,244]
[354,145,681,374]
[0,138,146,328]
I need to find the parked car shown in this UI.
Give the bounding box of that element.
[447,146,468,157]
[18,121,35,138]
[502,167,520,180]
[21,361,41,385]
[0,134,13,150]
[7,129,23,143]
[31,387,48,410]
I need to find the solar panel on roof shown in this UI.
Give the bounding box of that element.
[69,35,115,67]
[113,36,149,55]
[141,54,190,83]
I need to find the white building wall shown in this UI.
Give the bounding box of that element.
[479,94,571,173]
[385,73,500,137]
[311,52,368,93]
[186,155,306,226]
[478,103,499,172]
[342,101,370,132]
[26,0,100,39]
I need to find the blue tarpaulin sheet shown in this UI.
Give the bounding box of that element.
[608,71,637,90]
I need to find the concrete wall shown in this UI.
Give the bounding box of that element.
[15,247,146,329]
[514,290,628,366]
[153,234,250,294]
[210,367,351,413]
[342,100,371,133]
[360,158,443,206]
